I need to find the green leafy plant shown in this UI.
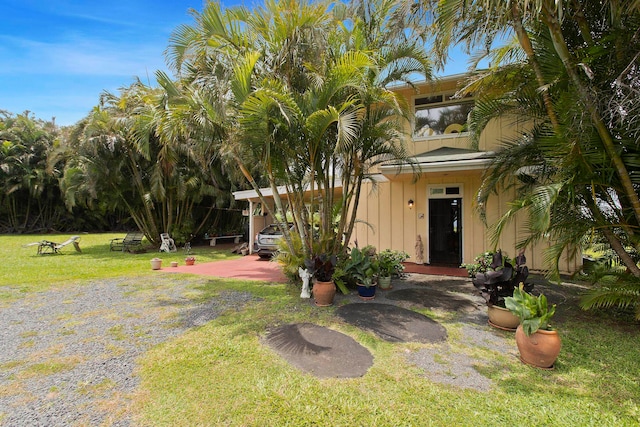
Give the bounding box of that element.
[341,246,379,287]
[462,250,512,278]
[505,284,556,336]
[377,249,409,277]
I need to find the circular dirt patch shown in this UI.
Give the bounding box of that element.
[335,303,447,343]
[386,288,479,312]
[263,323,373,378]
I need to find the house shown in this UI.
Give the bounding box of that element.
[233,74,581,274]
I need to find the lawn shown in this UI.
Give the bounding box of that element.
[1,234,639,426]
[0,233,239,299]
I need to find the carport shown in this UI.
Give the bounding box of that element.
[232,183,344,255]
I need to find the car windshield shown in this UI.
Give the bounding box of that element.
[260,225,283,235]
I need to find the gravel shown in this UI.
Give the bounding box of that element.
[0,276,257,426]
[0,272,537,424]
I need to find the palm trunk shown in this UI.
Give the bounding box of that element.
[541,5,640,229]
[510,2,560,130]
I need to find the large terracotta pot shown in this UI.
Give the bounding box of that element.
[313,280,336,306]
[487,304,520,331]
[515,325,561,369]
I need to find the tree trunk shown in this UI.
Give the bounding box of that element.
[541,5,640,229]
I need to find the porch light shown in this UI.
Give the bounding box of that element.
[408,199,414,209]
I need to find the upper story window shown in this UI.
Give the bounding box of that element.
[414,93,474,138]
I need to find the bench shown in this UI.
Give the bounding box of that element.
[110,232,145,252]
[207,235,243,246]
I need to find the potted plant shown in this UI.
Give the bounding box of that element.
[377,249,409,290]
[463,250,532,330]
[184,242,195,265]
[505,285,561,369]
[304,254,337,306]
[343,246,379,300]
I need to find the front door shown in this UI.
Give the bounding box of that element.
[428,198,462,266]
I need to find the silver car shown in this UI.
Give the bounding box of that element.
[255,224,290,258]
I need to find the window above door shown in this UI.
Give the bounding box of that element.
[414,93,474,139]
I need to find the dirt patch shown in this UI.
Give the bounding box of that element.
[335,303,447,343]
[263,323,373,378]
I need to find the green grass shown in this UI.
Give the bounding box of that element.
[1,234,639,426]
[133,280,640,426]
[0,233,239,300]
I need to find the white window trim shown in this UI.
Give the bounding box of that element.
[425,184,464,264]
[412,92,474,140]
[427,183,464,199]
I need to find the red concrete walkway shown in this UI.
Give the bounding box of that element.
[161,254,288,283]
[159,256,468,283]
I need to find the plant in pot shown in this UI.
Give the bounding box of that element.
[184,242,195,266]
[377,249,409,290]
[463,250,533,330]
[304,254,337,306]
[343,246,379,300]
[505,284,561,369]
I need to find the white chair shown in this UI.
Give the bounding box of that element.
[159,233,177,253]
[25,235,82,255]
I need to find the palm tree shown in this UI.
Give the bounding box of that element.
[166,0,430,269]
[0,111,60,232]
[417,0,640,315]
[58,77,241,245]
[423,0,640,262]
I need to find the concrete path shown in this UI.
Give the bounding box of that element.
[161,254,288,283]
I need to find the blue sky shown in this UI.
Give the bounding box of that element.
[1,0,469,127]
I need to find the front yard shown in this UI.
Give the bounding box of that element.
[0,234,638,426]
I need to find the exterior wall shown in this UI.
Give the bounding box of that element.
[352,175,579,273]
[351,77,580,274]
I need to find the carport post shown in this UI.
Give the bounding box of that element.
[248,200,254,254]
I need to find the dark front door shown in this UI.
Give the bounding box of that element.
[428,198,462,266]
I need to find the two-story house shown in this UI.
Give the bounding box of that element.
[233,74,580,274]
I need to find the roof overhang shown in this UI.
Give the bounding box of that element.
[233,182,345,202]
[380,147,495,175]
[233,185,287,202]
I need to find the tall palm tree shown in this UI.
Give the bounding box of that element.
[166,0,430,265]
[58,78,240,244]
[414,0,640,316]
[0,111,60,232]
[420,0,640,272]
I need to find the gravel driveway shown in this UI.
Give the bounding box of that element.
[0,276,256,426]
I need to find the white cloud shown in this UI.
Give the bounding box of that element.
[0,34,168,77]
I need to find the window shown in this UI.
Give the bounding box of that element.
[414,93,473,137]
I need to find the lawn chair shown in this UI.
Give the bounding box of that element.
[159,233,177,253]
[110,232,144,252]
[24,236,82,255]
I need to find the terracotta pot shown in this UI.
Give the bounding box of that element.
[357,283,377,300]
[378,276,392,290]
[487,304,520,331]
[515,325,561,369]
[150,258,162,270]
[312,280,336,306]
[185,257,195,266]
